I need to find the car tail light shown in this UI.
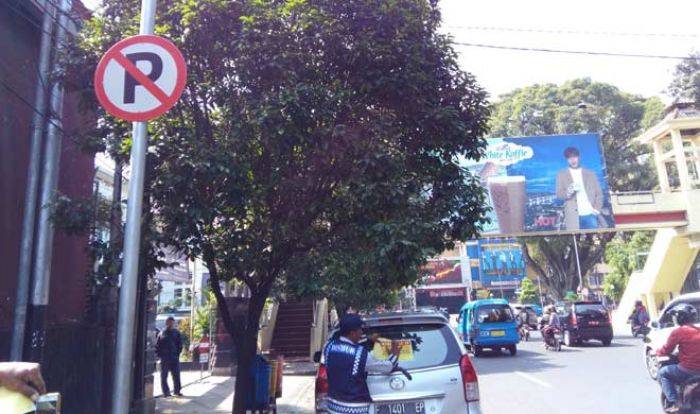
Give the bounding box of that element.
[570,312,578,327]
[316,364,328,396]
[460,354,479,402]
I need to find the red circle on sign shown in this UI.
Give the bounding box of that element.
[94,34,187,122]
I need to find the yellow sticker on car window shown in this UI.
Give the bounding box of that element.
[372,338,414,361]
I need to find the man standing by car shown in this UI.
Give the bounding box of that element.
[555,147,605,230]
[324,314,400,414]
[656,304,700,413]
[156,316,183,397]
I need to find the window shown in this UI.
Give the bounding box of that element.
[476,305,514,323]
[365,324,461,370]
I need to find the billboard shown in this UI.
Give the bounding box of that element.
[463,133,613,236]
[478,239,525,289]
[420,259,464,286]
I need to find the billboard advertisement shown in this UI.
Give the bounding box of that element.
[478,239,525,289]
[463,133,613,236]
[420,259,464,286]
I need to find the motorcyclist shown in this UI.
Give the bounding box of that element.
[517,307,534,339]
[324,314,400,414]
[629,300,650,336]
[656,303,700,413]
[540,305,561,347]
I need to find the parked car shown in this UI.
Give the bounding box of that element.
[559,301,613,347]
[314,308,482,413]
[643,292,700,380]
[457,299,520,356]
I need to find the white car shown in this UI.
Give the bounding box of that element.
[315,308,482,413]
[643,292,700,380]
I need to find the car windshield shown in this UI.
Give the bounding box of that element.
[364,324,461,370]
[476,305,514,323]
[575,303,607,314]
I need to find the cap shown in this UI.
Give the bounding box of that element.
[339,314,364,334]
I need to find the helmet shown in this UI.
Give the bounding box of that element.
[635,300,643,307]
[670,304,699,326]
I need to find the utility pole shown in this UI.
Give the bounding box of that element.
[11,0,57,361]
[25,0,72,363]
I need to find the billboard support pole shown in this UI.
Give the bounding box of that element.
[572,235,584,290]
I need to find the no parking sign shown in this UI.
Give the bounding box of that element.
[94,34,186,121]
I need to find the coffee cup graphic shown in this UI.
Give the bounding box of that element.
[487,175,526,234]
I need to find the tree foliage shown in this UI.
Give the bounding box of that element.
[71,1,490,411]
[602,231,654,302]
[518,278,538,305]
[491,79,663,298]
[668,53,700,104]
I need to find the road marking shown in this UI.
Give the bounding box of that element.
[515,371,552,388]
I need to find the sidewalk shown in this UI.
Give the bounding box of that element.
[155,365,315,413]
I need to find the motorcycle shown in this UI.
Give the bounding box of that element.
[631,322,651,338]
[542,326,562,352]
[658,355,700,413]
[519,324,533,342]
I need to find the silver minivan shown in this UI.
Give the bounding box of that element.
[315,309,482,413]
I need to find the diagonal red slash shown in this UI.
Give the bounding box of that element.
[112,52,171,104]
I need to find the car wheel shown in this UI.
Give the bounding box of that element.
[508,345,517,356]
[564,330,574,347]
[646,349,660,380]
[602,338,612,347]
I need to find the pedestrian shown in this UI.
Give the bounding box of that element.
[324,314,400,414]
[156,316,183,397]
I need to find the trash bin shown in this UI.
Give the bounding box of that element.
[246,355,271,410]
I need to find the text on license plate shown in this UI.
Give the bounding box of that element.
[490,330,505,337]
[376,400,425,414]
[589,321,599,325]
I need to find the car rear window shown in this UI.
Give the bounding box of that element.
[575,303,607,314]
[476,305,514,323]
[364,324,461,370]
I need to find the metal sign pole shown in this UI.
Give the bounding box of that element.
[572,235,584,289]
[110,1,156,413]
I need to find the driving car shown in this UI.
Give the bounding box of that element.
[559,301,613,347]
[314,308,481,413]
[457,299,520,356]
[643,292,700,380]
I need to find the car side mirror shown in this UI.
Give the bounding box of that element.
[313,351,322,363]
[651,321,659,329]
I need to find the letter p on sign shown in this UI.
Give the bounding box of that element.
[94,35,186,122]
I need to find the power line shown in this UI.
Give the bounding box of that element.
[453,41,694,60]
[446,25,700,39]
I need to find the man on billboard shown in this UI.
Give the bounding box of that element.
[555,147,604,230]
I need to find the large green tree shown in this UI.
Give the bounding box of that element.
[668,53,700,104]
[603,231,654,302]
[71,0,489,412]
[490,78,662,299]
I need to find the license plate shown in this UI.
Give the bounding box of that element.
[376,401,426,414]
[589,321,600,326]
[491,330,506,337]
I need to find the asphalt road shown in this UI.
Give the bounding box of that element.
[472,333,659,414]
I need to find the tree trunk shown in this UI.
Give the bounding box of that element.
[232,289,268,413]
[232,329,256,413]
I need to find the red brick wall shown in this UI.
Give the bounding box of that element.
[0,5,94,328]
